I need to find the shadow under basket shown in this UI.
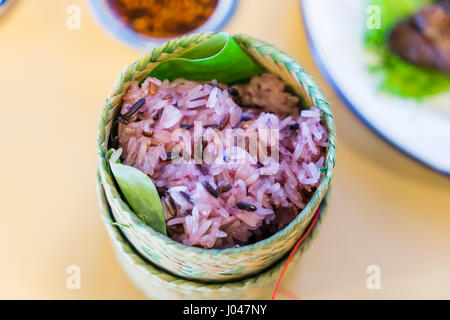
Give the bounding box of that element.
[97,172,328,299]
[97,32,336,282]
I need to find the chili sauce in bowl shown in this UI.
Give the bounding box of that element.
[89,0,237,50]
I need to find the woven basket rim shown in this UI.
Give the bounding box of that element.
[96,32,336,257]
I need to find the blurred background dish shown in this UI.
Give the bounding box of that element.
[365,0,450,100]
[88,0,237,50]
[0,0,12,16]
[302,0,450,175]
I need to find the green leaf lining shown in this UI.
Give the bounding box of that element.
[148,33,264,84]
[108,150,166,235]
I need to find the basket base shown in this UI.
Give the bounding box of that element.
[97,171,329,299]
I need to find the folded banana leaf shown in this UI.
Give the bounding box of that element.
[149,33,264,84]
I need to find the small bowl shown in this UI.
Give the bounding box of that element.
[0,0,12,16]
[97,32,336,282]
[97,171,328,299]
[88,0,237,50]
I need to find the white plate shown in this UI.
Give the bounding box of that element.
[89,0,237,51]
[301,0,450,175]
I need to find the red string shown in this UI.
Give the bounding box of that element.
[271,207,321,300]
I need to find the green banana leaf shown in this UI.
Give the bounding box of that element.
[148,33,264,84]
[108,149,166,236]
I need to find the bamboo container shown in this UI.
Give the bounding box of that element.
[97,171,328,299]
[97,32,336,282]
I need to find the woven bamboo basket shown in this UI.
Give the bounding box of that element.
[97,171,328,299]
[97,32,336,282]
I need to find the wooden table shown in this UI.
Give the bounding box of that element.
[0,0,449,299]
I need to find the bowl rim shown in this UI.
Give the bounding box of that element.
[88,0,238,50]
[97,32,336,258]
[0,0,12,16]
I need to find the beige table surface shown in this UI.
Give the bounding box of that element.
[1,0,449,300]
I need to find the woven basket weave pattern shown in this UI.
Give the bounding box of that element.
[97,33,336,282]
[97,172,327,299]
